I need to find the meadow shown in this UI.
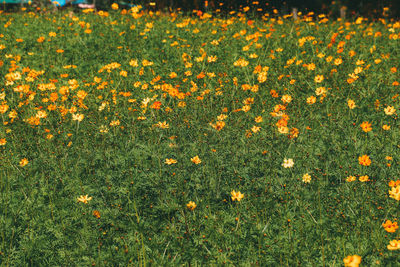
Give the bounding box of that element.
[0,4,400,266]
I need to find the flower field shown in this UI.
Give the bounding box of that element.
[0,5,400,265]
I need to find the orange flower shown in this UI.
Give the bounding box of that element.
[231,190,244,202]
[151,101,162,110]
[0,138,6,146]
[358,155,371,166]
[190,156,201,164]
[93,210,101,218]
[387,240,400,250]
[19,158,29,167]
[165,158,177,165]
[186,201,197,210]
[360,121,372,132]
[343,255,361,267]
[77,195,92,204]
[389,185,400,201]
[359,175,369,182]
[382,220,398,233]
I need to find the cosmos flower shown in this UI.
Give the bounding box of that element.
[165,158,177,165]
[382,220,398,233]
[302,173,311,183]
[190,156,201,164]
[387,240,400,250]
[231,190,244,202]
[282,158,294,168]
[343,255,361,267]
[77,195,92,204]
[186,201,197,210]
[19,158,29,167]
[358,155,371,166]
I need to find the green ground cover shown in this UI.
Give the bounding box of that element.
[0,5,400,266]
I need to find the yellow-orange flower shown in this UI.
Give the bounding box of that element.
[186,201,197,210]
[77,195,92,204]
[346,176,356,182]
[387,240,400,250]
[343,255,361,267]
[360,121,372,132]
[389,185,400,201]
[347,99,356,109]
[111,3,119,9]
[231,190,244,202]
[190,156,201,164]
[384,106,396,115]
[359,175,369,182]
[382,220,398,233]
[0,138,6,146]
[165,158,177,165]
[19,158,28,167]
[358,155,371,166]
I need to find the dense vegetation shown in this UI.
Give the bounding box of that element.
[0,5,399,266]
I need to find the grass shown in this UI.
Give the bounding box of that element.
[0,5,400,266]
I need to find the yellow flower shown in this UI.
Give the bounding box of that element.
[347,99,356,109]
[382,220,398,233]
[384,106,396,115]
[165,158,177,165]
[307,96,316,105]
[190,156,201,164]
[360,121,372,132]
[358,155,371,166]
[111,3,119,9]
[314,75,324,83]
[19,158,29,167]
[302,173,311,183]
[346,176,356,182]
[343,255,361,267]
[231,190,244,202]
[383,125,391,130]
[387,240,400,250]
[77,195,92,204]
[359,175,369,182]
[389,185,400,201]
[0,138,6,146]
[186,201,197,210]
[282,158,294,168]
[254,116,263,123]
[72,113,84,122]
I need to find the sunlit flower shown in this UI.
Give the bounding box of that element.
[347,99,356,109]
[19,158,29,167]
[307,96,316,104]
[314,75,324,83]
[387,240,400,250]
[72,113,84,122]
[77,195,92,204]
[360,121,372,132]
[282,158,294,168]
[358,155,371,166]
[231,190,244,201]
[302,173,311,183]
[384,106,396,115]
[359,175,369,182]
[346,176,356,182]
[186,201,197,210]
[382,220,398,233]
[343,255,361,267]
[389,185,400,201]
[383,125,391,130]
[190,156,201,164]
[165,158,177,165]
[0,138,6,146]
